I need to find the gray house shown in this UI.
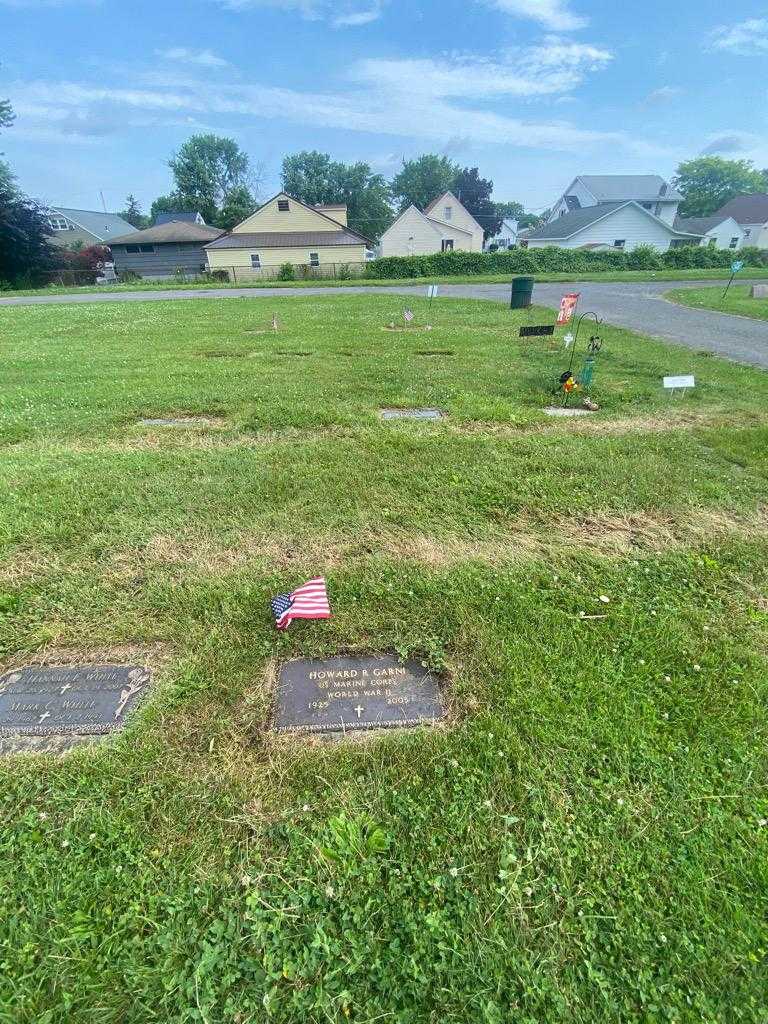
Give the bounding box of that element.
[46,207,137,249]
[109,221,225,279]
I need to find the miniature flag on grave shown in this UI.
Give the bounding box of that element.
[557,293,580,325]
[403,308,414,323]
[271,577,331,631]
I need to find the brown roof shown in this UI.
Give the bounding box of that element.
[205,230,367,250]
[714,194,768,225]
[110,221,224,245]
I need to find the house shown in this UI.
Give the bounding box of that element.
[525,202,701,252]
[204,192,371,277]
[710,194,768,249]
[154,211,206,226]
[485,218,519,250]
[45,206,137,248]
[673,215,745,250]
[548,175,683,226]
[379,191,484,257]
[109,221,225,279]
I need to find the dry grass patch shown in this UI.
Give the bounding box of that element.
[0,640,173,675]
[103,506,768,582]
[459,409,768,437]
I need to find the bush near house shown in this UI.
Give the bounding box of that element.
[365,245,768,279]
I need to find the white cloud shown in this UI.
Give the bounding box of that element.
[215,0,384,25]
[479,0,587,31]
[709,18,768,55]
[155,47,230,68]
[352,41,611,100]
[644,85,682,103]
[5,40,622,154]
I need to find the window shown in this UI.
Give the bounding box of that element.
[277,199,290,212]
[444,206,452,220]
[729,237,740,249]
[669,240,688,249]
[744,228,751,238]
[309,252,320,267]
[48,216,71,231]
[613,239,626,249]
[441,239,454,252]
[708,237,718,247]
[250,253,261,269]
[126,244,155,254]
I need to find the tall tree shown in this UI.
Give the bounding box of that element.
[495,200,525,221]
[0,179,59,284]
[0,97,12,132]
[672,156,768,217]
[281,150,392,239]
[390,154,459,212]
[451,166,501,239]
[120,194,148,229]
[219,184,258,231]
[168,134,253,225]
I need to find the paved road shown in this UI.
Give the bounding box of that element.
[2,278,766,368]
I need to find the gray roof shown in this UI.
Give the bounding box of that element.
[673,215,726,235]
[50,207,137,241]
[527,201,699,241]
[205,230,367,250]
[578,175,683,203]
[110,222,224,245]
[154,211,204,225]
[713,193,768,225]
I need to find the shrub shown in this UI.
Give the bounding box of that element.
[336,263,352,280]
[208,269,230,283]
[277,262,296,281]
[363,243,768,280]
[117,270,141,283]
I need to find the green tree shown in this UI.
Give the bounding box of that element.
[120,194,148,229]
[0,97,12,132]
[281,150,392,239]
[390,154,459,212]
[451,166,500,240]
[672,156,768,217]
[0,179,59,284]
[218,184,258,230]
[168,134,251,225]
[495,201,525,221]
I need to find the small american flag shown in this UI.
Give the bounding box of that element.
[403,308,414,323]
[271,577,331,631]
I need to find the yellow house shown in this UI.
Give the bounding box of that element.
[205,192,371,279]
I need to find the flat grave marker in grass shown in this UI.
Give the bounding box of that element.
[380,408,445,420]
[751,285,768,298]
[414,349,454,356]
[543,406,595,417]
[139,416,223,428]
[0,664,151,753]
[273,653,445,735]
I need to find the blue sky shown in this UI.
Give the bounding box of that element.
[1,0,767,216]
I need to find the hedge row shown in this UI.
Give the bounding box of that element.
[364,244,768,279]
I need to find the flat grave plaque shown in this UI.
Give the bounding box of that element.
[544,406,595,417]
[519,325,555,337]
[274,653,445,734]
[0,665,151,738]
[380,408,444,420]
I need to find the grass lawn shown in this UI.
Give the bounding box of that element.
[1,294,767,1023]
[4,265,768,299]
[667,283,768,321]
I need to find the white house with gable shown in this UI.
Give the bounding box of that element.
[525,174,702,252]
[379,190,484,257]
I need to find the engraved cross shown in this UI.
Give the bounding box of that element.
[354,705,364,719]
[60,683,72,696]
[38,711,51,725]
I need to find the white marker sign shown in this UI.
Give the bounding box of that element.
[426,284,439,299]
[663,375,695,390]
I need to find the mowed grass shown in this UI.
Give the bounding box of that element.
[4,265,768,299]
[667,283,768,321]
[0,295,767,1023]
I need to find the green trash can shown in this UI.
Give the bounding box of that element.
[510,275,535,309]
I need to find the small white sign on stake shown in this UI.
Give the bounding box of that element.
[426,284,439,299]
[663,374,695,396]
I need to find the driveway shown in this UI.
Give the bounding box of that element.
[2,278,766,368]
